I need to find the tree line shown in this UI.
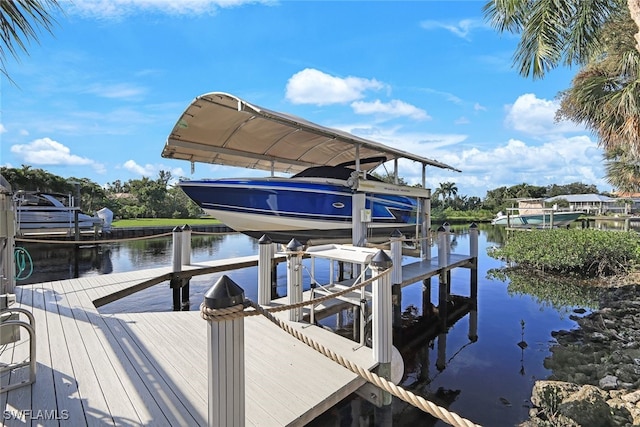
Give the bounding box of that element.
[0,166,202,220]
[0,166,608,221]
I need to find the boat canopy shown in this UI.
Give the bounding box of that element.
[161,92,461,175]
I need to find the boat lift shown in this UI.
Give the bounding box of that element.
[161,91,461,254]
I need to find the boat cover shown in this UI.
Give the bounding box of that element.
[161,92,461,175]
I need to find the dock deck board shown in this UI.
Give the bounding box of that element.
[0,251,474,426]
[0,257,379,426]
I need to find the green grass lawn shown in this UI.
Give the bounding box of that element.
[111,218,222,228]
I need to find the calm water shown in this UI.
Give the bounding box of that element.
[14,224,615,426]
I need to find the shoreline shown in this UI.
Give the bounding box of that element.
[522,278,640,426]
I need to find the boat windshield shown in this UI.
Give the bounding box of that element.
[291,166,382,182]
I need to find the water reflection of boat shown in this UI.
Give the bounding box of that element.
[13,191,106,233]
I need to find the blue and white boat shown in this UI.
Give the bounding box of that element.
[179,163,421,243]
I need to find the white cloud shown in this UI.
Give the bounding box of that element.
[122,160,185,180]
[83,83,147,100]
[0,124,6,134]
[473,103,487,112]
[331,121,606,197]
[10,137,103,170]
[285,68,385,105]
[427,135,607,196]
[505,93,584,136]
[67,0,269,19]
[420,19,486,39]
[351,99,430,121]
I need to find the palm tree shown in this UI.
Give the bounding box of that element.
[483,0,640,79]
[1,0,62,79]
[437,182,458,206]
[555,10,640,188]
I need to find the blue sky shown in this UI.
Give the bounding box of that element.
[0,1,606,198]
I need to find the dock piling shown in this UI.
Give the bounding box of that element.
[204,276,246,427]
[171,226,190,310]
[286,238,304,322]
[371,250,393,406]
[181,224,192,265]
[437,226,449,267]
[257,235,273,306]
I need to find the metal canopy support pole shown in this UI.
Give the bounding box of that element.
[204,276,246,427]
[393,158,398,185]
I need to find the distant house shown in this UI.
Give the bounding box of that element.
[613,192,640,213]
[545,194,628,215]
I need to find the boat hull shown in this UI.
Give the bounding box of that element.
[491,211,582,227]
[179,178,419,243]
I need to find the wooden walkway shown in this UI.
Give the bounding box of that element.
[0,251,475,426]
[0,258,376,426]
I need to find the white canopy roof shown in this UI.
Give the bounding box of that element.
[161,92,461,175]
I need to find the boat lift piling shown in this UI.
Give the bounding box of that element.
[286,238,304,322]
[170,226,191,311]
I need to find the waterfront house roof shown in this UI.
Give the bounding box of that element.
[161,92,461,175]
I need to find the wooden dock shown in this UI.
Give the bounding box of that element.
[0,249,476,426]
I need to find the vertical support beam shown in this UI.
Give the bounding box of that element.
[438,270,449,329]
[204,276,246,427]
[257,235,273,306]
[371,250,393,406]
[286,238,304,322]
[74,209,80,241]
[171,226,183,311]
[469,223,478,300]
[422,197,431,260]
[352,192,367,247]
[468,223,479,342]
[469,222,478,259]
[437,226,449,267]
[436,332,447,371]
[172,226,182,273]
[0,185,16,294]
[390,230,403,286]
[422,278,432,317]
[390,229,403,327]
[181,224,192,266]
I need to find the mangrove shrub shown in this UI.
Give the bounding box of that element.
[488,229,640,277]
